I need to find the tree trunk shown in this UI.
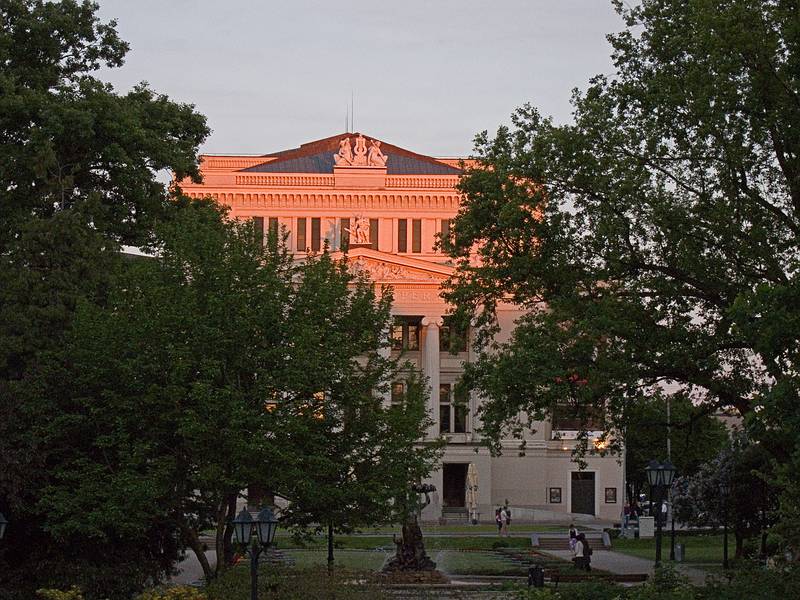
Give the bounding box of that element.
[222,494,237,567]
[182,524,214,581]
[214,494,236,577]
[735,530,744,559]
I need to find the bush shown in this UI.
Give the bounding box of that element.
[205,567,392,600]
[137,586,207,600]
[697,563,800,600]
[36,588,84,600]
[491,540,510,549]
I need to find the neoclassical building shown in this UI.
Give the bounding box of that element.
[178,132,623,522]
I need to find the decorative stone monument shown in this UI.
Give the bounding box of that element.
[332,135,388,188]
[383,483,447,582]
[345,215,371,248]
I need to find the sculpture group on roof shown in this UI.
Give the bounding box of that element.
[334,134,388,167]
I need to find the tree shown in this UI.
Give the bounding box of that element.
[0,1,208,597]
[672,433,778,558]
[36,201,438,588]
[623,393,728,504]
[443,0,800,521]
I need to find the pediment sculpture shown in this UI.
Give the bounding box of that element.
[350,256,441,281]
[334,135,388,167]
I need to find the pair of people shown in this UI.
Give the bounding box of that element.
[495,505,511,537]
[572,531,592,571]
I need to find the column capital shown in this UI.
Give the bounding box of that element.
[421,316,444,328]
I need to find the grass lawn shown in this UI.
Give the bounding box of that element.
[435,550,524,576]
[285,549,389,570]
[354,523,566,534]
[612,533,724,565]
[276,534,533,551]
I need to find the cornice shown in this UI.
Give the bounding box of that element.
[181,189,463,211]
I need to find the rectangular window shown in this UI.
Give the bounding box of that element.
[454,404,468,433]
[340,218,350,251]
[549,487,562,504]
[439,383,468,434]
[439,403,451,434]
[311,217,321,252]
[370,218,379,250]
[397,219,408,253]
[391,382,404,405]
[411,219,422,253]
[440,219,451,243]
[391,317,421,351]
[605,488,617,504]
[552,402,605,432]
[253,217,264,247]
[440,316,468,353]
[267,217,279,250]
[296,218,307,251]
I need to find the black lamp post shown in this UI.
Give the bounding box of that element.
[645,460,676,568]
[233,507,279,600]
[0,512,7,540]
[719,480,730,570]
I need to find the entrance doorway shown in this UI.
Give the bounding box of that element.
[571,472,596,515]
[442,463,468,507]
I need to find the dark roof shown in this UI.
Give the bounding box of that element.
[241,132,462,175]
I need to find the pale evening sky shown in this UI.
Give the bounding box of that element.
[96,0,623,158]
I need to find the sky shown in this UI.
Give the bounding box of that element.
[96,0,623,158]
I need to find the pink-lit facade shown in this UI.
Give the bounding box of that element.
[179,133,623,522]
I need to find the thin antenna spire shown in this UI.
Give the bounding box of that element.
[351,90,354,132]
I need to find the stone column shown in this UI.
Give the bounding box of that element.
[421,316,443,439]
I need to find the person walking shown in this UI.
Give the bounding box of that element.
[495,508,502,535]
[577,533,592,571]
[500,505,510,537]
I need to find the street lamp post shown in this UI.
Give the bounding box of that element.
[670,500,676,561]
[719,480,730,570]
[233,507,279,600]
[645,460,676,569]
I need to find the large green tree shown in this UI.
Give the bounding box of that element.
[0,1,208,597]
[443,0,800,530]
[38,201,438,588]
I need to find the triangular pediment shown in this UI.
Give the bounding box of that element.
[339,247,454,283]
[239,132,462,176]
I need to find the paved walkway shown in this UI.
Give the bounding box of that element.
[172,550,215,585]
[540,549,709,585]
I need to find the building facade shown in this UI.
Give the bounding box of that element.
[179,132,623,522]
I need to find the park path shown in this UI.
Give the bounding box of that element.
[540,548,709,585]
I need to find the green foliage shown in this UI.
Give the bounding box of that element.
[204,567,392,600]
[136,587,207,600]
[444,0,800,534]
[36,588,84,600]
[32,199,438,585]
[0,1,209,597]
[672,433,778,557]
[624,394,728,502]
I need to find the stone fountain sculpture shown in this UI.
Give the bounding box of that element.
[383,483,437,572]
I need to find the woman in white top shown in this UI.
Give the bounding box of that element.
[500,507,510,537]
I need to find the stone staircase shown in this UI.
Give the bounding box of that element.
[440,507,470,524]
[531,531,609,551]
